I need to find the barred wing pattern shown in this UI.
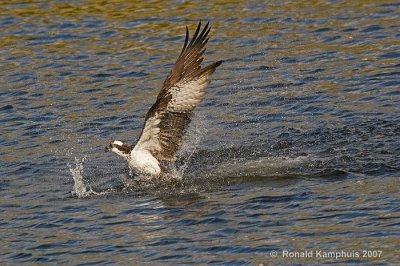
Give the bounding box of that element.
[135,21,222,161]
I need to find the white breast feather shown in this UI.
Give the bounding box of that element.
[129,148,161,176]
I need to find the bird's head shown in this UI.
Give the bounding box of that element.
[105,140,131,158]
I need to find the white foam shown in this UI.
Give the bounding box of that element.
[214,155,312,178]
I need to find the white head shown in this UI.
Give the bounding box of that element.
[105,140,131,159]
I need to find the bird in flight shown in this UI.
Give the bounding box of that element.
[105,21,222,178]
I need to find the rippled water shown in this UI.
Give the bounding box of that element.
[1,1,399,265]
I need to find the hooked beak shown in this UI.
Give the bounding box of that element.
[105,144,112,152]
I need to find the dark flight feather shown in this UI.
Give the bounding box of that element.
[135,21,223,161]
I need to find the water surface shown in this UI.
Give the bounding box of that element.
[1,1,399,265]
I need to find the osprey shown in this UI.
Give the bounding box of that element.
[105,21,222,178]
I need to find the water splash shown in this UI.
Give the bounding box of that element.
[68,156,102,198]
[175,113,208,179]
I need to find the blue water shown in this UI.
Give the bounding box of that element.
[1,1,399,265]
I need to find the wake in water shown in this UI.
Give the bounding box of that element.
[67,113,325,198]
[212,155,313,178]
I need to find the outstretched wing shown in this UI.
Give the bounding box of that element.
[134,21,222,161]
